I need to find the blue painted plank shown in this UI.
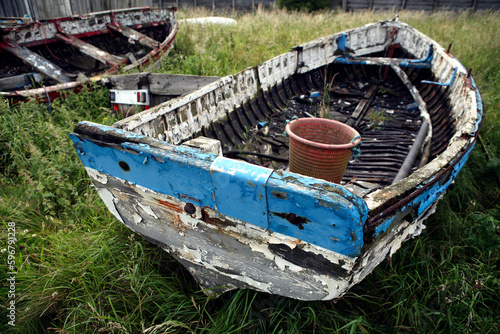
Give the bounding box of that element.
[71,122,373,256]
[210,157,272,229]
[373,143,475,236]
[70,132,218,208]
[415,143,475,217]
[266,171,368,257]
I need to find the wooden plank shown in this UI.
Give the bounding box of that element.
[0,40,72,83]
[107,23,160,50]
[0,73,42,91]
[334,54,431,69]
[104,72,151,90]
[103,73,220,96]
[55,32,127,67]
[347,84,379,126]
[148,74,220,96]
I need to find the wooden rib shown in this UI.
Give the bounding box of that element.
[0,40,72,83]
[390,65,432,183]
[107,23,160,49]
[55,32,127,67]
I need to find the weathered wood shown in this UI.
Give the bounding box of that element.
[1,7,177,103]
[107,23,160,50]
[70,20,483,301]
[55,32,127,67]
[103,73,220,95]
[104,72,151,90]
[149,73,220,96]
[347,84,378,126]
[0,41,72,83]
[334,54,432,69]
[0,73,42,91]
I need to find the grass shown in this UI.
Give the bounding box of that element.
[1,7,499,333]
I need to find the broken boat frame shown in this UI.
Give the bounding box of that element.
[70,20,483,301]
[0,6,178,103]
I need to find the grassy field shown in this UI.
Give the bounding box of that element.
[1,7,499,333]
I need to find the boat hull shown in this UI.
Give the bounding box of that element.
[71,20,483,300]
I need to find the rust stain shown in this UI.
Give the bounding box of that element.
[179,193,201,202]
[388,28,398,42]
[155,199,187,232]
[201,208,236,229]
[465,69,474,89]
[172,217,187,233]
[289,238,303,247]
[157,199,183,214]
[271,190,288,200]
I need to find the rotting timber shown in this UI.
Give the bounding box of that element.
[70,20,483,301]
[0,6,178,103]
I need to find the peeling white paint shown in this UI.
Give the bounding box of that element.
[95,187,124,224]
[85,167,108,185]
[178,212,202,229]
[274,254,304,273]
[138,202,158,219]
[132,211,143,225]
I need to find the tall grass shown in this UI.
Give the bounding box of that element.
[1,8,499,333]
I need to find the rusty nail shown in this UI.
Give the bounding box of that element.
[467,68,472,78]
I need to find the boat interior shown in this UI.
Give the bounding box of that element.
[72,20,472,207]
[176,55,455,197]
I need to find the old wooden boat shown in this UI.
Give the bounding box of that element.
[0,6,178,103]
[70,20,483,301]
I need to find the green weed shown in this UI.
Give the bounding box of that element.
[367,108,392,129]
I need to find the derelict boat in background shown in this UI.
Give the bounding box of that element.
[0,6,178,103]
[70,20,483,301]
